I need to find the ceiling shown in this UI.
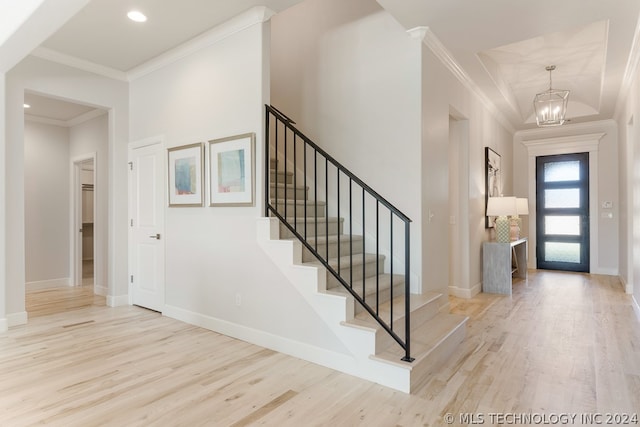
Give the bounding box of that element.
[20,0,640,131]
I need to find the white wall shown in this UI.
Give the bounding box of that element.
[6,55,129,317]
[24,121,70,284]
[271,0,424,291]
[0,71,6,330]
[616,60,640,301]
[421,44,514,299]
[130,15,348,353]
[70,113,108,293]
[271,0,515,299]
[514,121,619,276]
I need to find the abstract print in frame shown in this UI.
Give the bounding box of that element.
[168,142,204,207]
[485,146,501,228]
[209,133,255,207]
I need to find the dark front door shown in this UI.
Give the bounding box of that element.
[536,153,590,272]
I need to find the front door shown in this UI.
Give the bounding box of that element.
[129,140,165,311]
[536,153,590,272]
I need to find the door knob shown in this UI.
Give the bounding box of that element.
[149,233,161,240]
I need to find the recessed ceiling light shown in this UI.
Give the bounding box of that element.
[127,10,147,23]
[23,104,30,109]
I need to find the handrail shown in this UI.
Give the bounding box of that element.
[265,105,414,362]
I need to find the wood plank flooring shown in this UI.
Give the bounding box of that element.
[2,270,639,426]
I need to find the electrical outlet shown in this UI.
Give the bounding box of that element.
[235,294,241,306]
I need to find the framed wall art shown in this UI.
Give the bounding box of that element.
[208,133,255,207]
[168,143,204,207]
[485,147,501,228]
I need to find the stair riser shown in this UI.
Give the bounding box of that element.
[270,158,278,169]
[325,259,384,283]
[302,238,364,262]
[409,321,467,393]
[270,170,293,185]
[374,298,441,353]
[270,185,307,200]
[272,202,325,219]
[351,282,405,315]
[279,221,343,239]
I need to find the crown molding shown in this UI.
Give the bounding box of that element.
[25,108,106,128]
[28,6,275,84]
[67,108,107,127]
[30,47,128,81]
[24,114,67,127]
[418,27,516,134]
[127,6,275,81]
[406,26,428,42]
[614,10,640,119]
[515,118,616,140]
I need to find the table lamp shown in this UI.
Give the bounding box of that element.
[510,198,529,241]
[487,196,517,243]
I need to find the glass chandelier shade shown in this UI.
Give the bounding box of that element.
[533,65,569,127]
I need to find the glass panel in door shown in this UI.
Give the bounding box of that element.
[536,153,589,272]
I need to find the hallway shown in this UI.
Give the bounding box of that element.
[2,270,638,425]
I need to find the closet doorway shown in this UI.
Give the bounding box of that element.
[73,157,96,287]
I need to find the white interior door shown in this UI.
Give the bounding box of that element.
[129,140,165,311]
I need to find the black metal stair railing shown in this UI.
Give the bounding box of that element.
[265,105,414,362]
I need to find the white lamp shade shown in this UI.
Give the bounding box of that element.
[516,198,529,215]
[487,196,517,217]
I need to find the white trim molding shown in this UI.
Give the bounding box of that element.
[415,27,515,134]
[7,311,28,327]
[448,282,482,299]
[521,132,605,272]
[26,278,71,291]
[128,6,275,81]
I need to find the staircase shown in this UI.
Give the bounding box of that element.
[258,105,468,393]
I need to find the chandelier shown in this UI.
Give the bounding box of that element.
[533,65,569,127]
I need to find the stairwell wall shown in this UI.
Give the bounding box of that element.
[271,0,424,292]
[129,15,350,355]
[271,0,515,299]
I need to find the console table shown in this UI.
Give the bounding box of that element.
[482,238,527,295]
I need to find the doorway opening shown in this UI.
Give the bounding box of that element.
[536,153,590,272]
[73,155,96,289]
[448,112,471,296]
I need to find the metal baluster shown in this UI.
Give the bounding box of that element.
[293,134,297,229]
[349,178,353,288]
[264,109,270,217]
[314,149,318,251]
[403,219,413,362]
[376,200,379,314]
[304,142,307,239]
[284,127,288,222]
[390,214,393,330]
[337,171,341,276]
[325,158,329,262]
[362,188,365,302]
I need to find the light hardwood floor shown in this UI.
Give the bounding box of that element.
[2,270,639,426]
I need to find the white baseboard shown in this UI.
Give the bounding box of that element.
[94,285,108,296]
[0,318,7,332]
[164,304,415,392]
[8,311,28,327]
[107,294,129,307]
[448,282,481,299]
[164,304,352,362]
[26,277,71,291]
[632,295,640,322]
[591,267,619,276]
[619,276,633,294]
